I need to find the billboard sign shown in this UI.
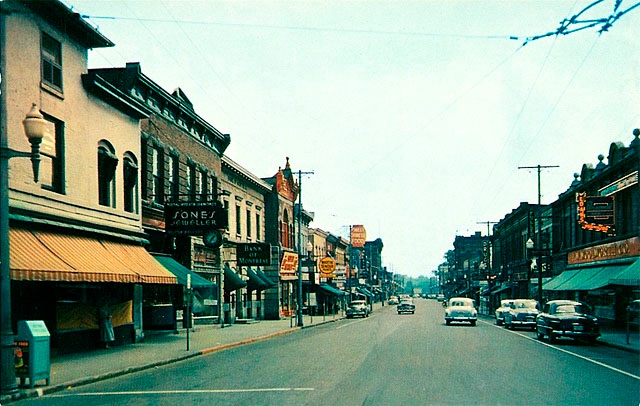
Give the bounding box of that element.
[280,252,299,275]
[350,225,366,248]
[165,201,228,235]
[237,243,271,266]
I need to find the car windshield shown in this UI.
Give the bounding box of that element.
[451,301,469,307]
[513,301,537,309]
[556,304,589,314]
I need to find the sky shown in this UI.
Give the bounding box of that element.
[67,0,640,278]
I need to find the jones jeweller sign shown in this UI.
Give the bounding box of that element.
[164,201,228,235]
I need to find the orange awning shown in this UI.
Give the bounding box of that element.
[10,228,176,284]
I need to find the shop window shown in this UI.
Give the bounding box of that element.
[98,141,118,207]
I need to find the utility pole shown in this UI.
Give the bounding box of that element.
[519,164,559,305]
[476,221,497,237]
[477,221,497,315]
[296,169,314,328]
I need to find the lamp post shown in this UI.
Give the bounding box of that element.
[526,238,534,300]
[1,103,47,394]
[296,169,313,327]
[306,241,314,323]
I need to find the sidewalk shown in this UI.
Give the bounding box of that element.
[1,311,345,404]
[2,304,638,404]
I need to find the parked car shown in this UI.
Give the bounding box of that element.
[504,299,539,330]
[536,300,600,343]
[436,294,446,302]
[388,296,399,305]
[495,299,514,326]
[444,297,477,326]
[346,300,370,318]
[397,299,415,314]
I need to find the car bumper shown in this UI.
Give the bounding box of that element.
[511,320,536,328]
[549,329,600,339]
[445,317,477,322]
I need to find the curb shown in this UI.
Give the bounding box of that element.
[1,319,341,404]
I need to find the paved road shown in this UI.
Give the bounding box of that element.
[19,300,640,406]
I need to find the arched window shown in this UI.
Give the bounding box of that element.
[98,141,118,207]
[123,152,139,213]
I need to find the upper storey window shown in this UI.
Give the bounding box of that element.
[41,32,62,92]
[98,141,118,208]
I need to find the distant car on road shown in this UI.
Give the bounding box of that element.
[536,300,600,343]
[436,294,446,302]
[397,299,415,315]
[504,299,539,330]
[346,300,370,319]
[444,297,477,326]
[388,296,399,305]
[495,299,514,326]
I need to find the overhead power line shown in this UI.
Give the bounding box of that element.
[522,0,640,46]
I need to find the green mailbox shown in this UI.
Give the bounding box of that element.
[15,320,50,388]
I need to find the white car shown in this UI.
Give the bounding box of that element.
[445,297,478,326]
[346,300,370,318]
[504,299,539,330]
[495,299,514,326]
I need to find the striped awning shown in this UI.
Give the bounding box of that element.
[10,228,177,284]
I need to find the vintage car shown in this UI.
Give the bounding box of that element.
[444,297,477,326]
[504,299,539,330]
[397,299,415,314]
[346,300,370,318]
[495,299,514,326]
[536,300,600,343]
[388,296,399,305]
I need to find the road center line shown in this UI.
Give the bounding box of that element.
[482,319,640,381]
[49,387,315,397]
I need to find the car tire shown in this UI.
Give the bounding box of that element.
[496,319,502,326]
[446,320,451,326]
[548,333,556,343]
[471,320,476,326]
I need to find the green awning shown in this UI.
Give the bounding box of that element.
[256,268,277,288]
[609,259,640,286]
[543,270,581,291]
[245,267,269,291]
[356,287,374,297]
[224,264,247,293]
[318,283,345,296]
[545,265,630,291]
[152,254,216,290]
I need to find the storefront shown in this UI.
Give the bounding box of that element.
[544,237,640,324]
[9,226,177,351]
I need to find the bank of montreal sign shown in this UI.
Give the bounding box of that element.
[164,201,228,235]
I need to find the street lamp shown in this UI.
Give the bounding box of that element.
[526,238,535,300]
[1,103,47,394]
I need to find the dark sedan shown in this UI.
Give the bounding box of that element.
[536,300,600,343]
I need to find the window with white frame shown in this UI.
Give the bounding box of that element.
[98,141,118,207]
[123,153,139,213]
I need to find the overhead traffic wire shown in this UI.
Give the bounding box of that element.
[522,0,639,46]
